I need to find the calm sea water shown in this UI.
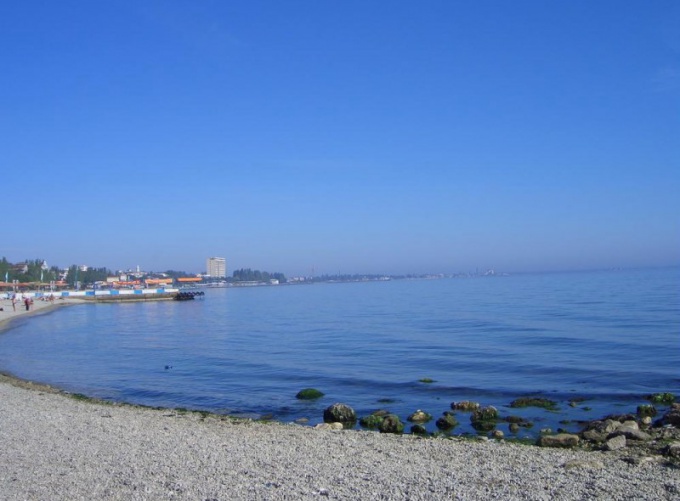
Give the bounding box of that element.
[1,268,678,437]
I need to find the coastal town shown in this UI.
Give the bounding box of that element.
[0,256,499,296]
[0,257,284,293]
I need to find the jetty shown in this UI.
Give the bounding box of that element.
[10,288,183,302]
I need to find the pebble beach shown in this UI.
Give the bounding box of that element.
[1,297,679,500]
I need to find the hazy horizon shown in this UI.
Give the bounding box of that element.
[1,254,677,280]
[3,2,678,277]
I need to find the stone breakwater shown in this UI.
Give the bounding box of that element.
[1,375,679,500]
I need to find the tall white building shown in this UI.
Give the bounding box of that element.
[206,257,226,278]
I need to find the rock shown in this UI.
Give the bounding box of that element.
[378,414,404,434]
[472,421,496,432]
[510,397,557,410]
[647,392,675,405]
[654,426,680,441]
[508,423,520,434]
[490,430,504,439]
[620,420,639,430]
[315,422,343,431]
[641,416,652,427]
[470,407,498,432]
[294,417,309,424]
[296,388,324,400]
[505,415,530,425]
[323,403,356,424]
[660,403,680,427]
[663,442,680,458]
[471,406,498,423]
[601,419,621,433]
[451,401,480,412]
[603,413,636,424]
[537,433,580,448]
[407,410,432,423]
[604,434,627,451]
[435,414,458,430]
[410,424,428,435]
[609,427,651,442]
[359,414,384,429]
[582,430,608,444]
[581,418,621,439]
[636,404,657,418]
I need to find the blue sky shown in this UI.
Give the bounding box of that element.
[2,1,678,275]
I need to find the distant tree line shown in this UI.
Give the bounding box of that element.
[0,257,115,287]
[230,268,286,283]
[66,265,111,287]
[0,257,60,283]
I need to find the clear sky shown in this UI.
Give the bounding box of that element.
[2,1,679,276]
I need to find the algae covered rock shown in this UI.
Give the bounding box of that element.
[407,410,432,423]
[378,414,404,434]
[296,388,325,400]
[451,401,480,412]
[435,413,458,431]
[471,406,499,422]
[647,392,675,405]
[359,413,385,429]
[410,424,428,435]
[323,403,356,424]
[636,404,657,418]
[470,406,499,432]
[510,397,557,410]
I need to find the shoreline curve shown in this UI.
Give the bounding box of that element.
[1,372,678,500]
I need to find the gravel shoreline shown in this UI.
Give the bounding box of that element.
[1,375,678,500]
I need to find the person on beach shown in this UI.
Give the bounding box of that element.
[11,294,16,312]
[24,297,30,311]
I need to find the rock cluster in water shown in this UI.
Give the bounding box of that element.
[315,396,680,463]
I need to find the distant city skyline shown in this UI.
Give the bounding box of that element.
[2,2,678,276]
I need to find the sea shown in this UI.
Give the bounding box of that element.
[1,267,678,438]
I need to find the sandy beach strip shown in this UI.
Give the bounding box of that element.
[0,300,678,500]
[0,294,83,332]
